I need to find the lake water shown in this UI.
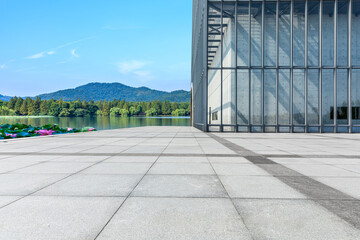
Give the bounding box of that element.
[0,116,191,130]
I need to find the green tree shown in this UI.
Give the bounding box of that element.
[119,108,129,117]
[102,101,110,116]
[0,106,16,116]
[129,106,136,116]
[7,97,17,109]
[161,101,171,115]
[145,108,158,116]
[48,102,61,116]
[20,101,28,115]
[40,101,48,115]
[172,109,186,116]
[110,107,121,117]
[59,108,71,117]
[14,97,24,114]
[74,108,89,117]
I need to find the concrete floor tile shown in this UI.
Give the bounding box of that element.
[105,156,158,163]
[269,158,324,165]
[0,196,22,207]
[0,196,124,240]
[82,163,152,175]
[132,175,227,197]
[284,164,360,177]
[335,164,360,174]
[212,163,270,176]
[234,199,360,240]
[208,157,250,164]
[148,163,215,175]
[157,156,208,163]
[97,197,252,240]
[14,162,93,174]
[36,174,143,197]
[0,161,39,173]
[220,175,305,199]
[314,158,360,165]
[314,177,360,199]
[0,174,68,195]
[49,155,108,162]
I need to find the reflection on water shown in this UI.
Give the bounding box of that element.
[0,116,191,130]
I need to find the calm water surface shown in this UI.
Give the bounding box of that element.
[0,116,190,130]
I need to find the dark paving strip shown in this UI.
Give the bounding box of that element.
[208,133,360,230]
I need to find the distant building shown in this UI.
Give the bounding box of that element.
[191,0,360,133]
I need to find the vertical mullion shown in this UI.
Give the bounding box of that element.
[235,1,238,132]
[262,0,265,132]
[220,1,223,132]
[205,1,209,132]
[276,0,279,132]
[249,0,252,132]
[334,0,338,132]
[305,0,308,132]
[290,0,294,132]
[319,0,323,132]
[349,0,352,133]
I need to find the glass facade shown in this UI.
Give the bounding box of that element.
[192,0,360,133]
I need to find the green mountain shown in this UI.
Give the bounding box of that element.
[36,82,190,102]
[0,94,11,101]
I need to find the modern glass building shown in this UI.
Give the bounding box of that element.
[191,0,360,133]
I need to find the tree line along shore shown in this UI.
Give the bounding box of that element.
[0,97,191,117]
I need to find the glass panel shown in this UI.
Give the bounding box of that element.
[293,1,306,67]
[308,126,320,133]
[337,0,349,66]
[208,2,222,68]
[264,69,276,125]
[293,69,305,124]
[264,2,277,66]
[222,69,236,124]
[308,69,320,124]
[308,1,320,67]
[322,69,334,125]
[279,2,291,66]
[351,0,360,66]
[237,69,249,125]
[337,69,348,124]
[222,2,236,68]
[251,2,263,66]
[208,69,222,125]
[237,2,250,66]
[251,69,263,124]
[322,1,335,67]
[351,69,360,124]
[278,69,291,125]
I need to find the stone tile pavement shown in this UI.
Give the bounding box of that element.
[0,126,360,239]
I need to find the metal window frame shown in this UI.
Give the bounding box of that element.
[196,0,358,133]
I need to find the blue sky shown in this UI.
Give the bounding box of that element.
[0,0,192,96]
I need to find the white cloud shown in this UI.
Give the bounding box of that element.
[24,36,94,60]
[25,52,46,59]
[0,64,6,69]
[25,51,55,60]
[133,71,154,81]
[71,49,79,58]
[55,36,95,50]
[115,60,154,82]
[116,60,150,74]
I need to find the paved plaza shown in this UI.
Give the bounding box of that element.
[0,126,360,239]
